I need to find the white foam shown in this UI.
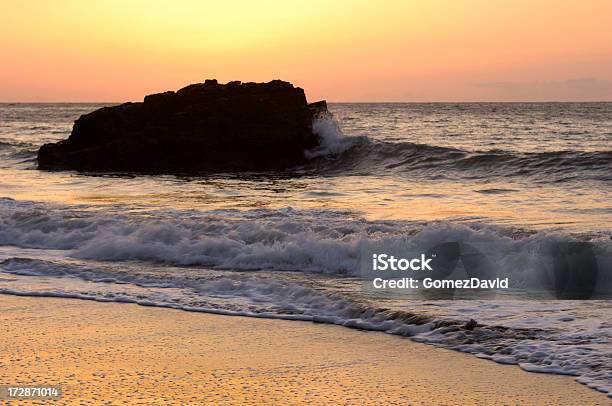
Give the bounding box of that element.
[1,255,612,396]
[1,198,611,286]
[2,198,612,396]
[305,115,366,159]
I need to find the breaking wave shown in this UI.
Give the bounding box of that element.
[0,197,611,396]
[306,117,612,182]
[1,254,611,396]
[1,198,610,286]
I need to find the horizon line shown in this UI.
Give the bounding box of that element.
[2,100,612,104]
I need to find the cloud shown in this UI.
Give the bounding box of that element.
[475,78,612,101]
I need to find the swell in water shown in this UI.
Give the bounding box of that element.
[1,115,611,183]
[304,116,612,183]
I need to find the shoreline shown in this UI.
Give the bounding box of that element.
[1,294,608,404]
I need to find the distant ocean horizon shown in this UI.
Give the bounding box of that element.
[0,102,611,396]
[30,99,612,104]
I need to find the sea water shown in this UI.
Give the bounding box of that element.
[0,102,611,396]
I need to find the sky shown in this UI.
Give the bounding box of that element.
[1,0,612,102]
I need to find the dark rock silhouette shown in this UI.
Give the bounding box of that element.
[38,80,326,172]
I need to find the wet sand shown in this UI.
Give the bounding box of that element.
[0,295,608,405]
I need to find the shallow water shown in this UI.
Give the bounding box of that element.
[0,102,611,396]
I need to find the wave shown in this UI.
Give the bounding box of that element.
[0,139,38,167]
[305,117,612,182]
[1,255,611,396]
[1,198,611,285]
[1,114,611,183]
[1,198,612,395]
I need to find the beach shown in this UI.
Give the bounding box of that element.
[2,1,612,404]
[1,295,608,405]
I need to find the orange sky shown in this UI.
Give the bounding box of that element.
[1,0,611,102]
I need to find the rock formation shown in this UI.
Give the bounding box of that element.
[38,80,326,172]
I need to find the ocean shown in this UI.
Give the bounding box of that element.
[0,102,611,396]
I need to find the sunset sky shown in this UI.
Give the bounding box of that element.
[1,0,612,102]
